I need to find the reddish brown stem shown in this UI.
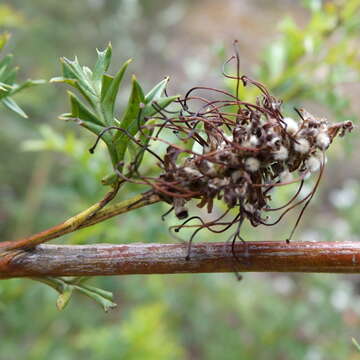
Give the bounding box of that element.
[2,241,360,279]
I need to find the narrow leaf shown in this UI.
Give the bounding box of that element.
[74,285,117,312]
[102,58,132,125]
[56,287,74,311]
[49,76,77,87]
[2,96,27,118]
[10,79,45,96]
[143,94,179,118]
[145,76,169,103]
[134,118,157,168]
[113,75,143,162]
[68,91,103,125]
[1,66,18,86]
[100,74,114,101]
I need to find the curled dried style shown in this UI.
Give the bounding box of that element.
[92,47,353,261]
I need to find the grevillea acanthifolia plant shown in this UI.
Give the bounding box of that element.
[3,42,354,310]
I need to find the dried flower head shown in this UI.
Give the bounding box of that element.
[97,46,353,259]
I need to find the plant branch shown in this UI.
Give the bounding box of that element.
[2,241,360,278]
[1,191,161,251]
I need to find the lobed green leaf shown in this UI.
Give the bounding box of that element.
[93,43,112,85]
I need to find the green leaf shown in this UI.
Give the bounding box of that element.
[31,277,116,312]
[10,79,45,96]
[60,57,97,101]
[0,82,10,93]
[67,91,103,126]
[73,284,117,312]
[0,54,13,78]
[74,119,118,165]
[145,76,169,103]
[2,96,27,118]
[353,338,360,352]
[49,76,77,87]
[56,287,74,310]
[102,58,132,125]
[133,118,157,168]
[101,172,119,186]
[113,75,143,162]
[100,73,114,101]
[60,57,78,79]
[1,66,18,86]
[143,94,179,118]
[93,43,112,83]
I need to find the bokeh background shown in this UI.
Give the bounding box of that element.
[1,0,360,359]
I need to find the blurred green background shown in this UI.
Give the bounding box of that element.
[1,0,360,359]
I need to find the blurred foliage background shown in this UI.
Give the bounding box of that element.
[0,0,360,359]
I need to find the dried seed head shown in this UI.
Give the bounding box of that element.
[273,146,288,161]
[305,155,321,173]
[316,132,330,150]
[244,157,260,172]
[283,117,299,135]
[294,138,310,154]
[119,56,354,244]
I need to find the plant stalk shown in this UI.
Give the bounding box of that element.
[2,241,360,278]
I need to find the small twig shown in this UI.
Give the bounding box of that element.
[2,241,360,279]
[1,191,161,251]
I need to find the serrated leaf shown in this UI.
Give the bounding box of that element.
[68,91,103,126]
[145,76,169,103]
[93,43,112,84]
[102,58,132,125]
[60,58,78,79]
[2,96,27,117]
[61,57,97,101]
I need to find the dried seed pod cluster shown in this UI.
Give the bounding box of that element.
[102,52,353,251]
[144,75,353,246]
